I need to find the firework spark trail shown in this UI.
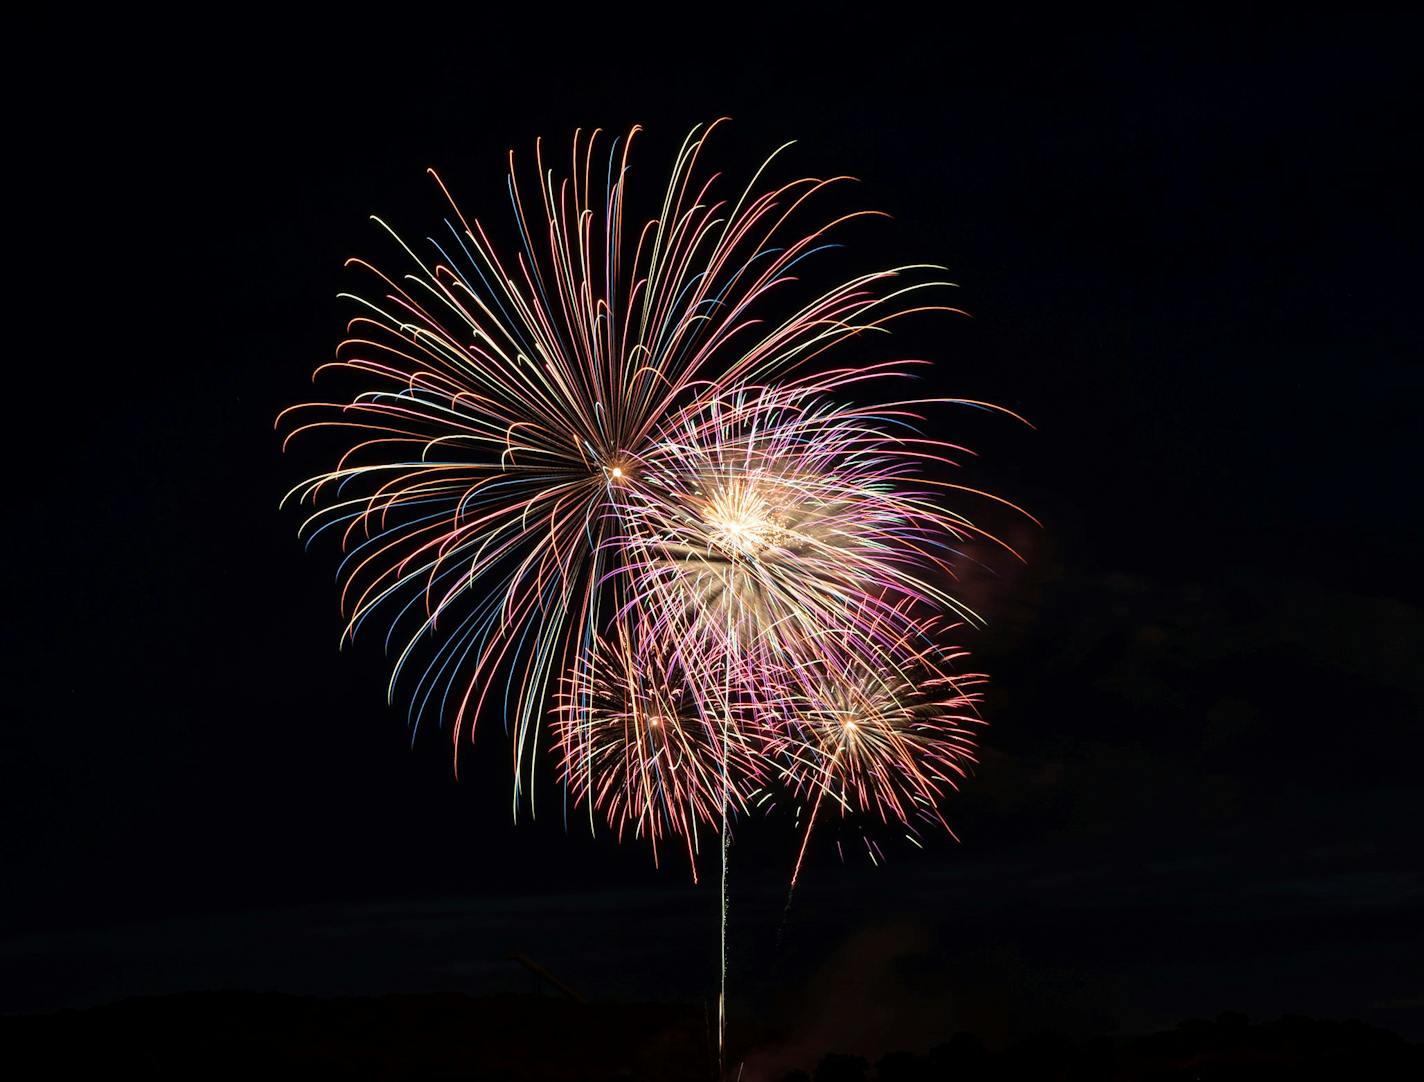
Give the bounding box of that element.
[280,122,1030,1076]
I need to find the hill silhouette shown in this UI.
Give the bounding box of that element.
[4,993,1420,1080]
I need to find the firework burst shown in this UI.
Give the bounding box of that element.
[278,121,1026,881]
[553,621,759,871]
[752,627,987,883]
[611,385,997,679]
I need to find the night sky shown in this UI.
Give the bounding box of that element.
[7,9,1421,1064]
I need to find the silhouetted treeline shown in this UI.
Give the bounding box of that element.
[3,994,1418,1080]
[0,991,704,1080]
[781,1012,1421,1081]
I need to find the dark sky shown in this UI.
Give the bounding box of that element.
[7,9,1421,1054]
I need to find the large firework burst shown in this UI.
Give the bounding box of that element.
[278,120,1023,876]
